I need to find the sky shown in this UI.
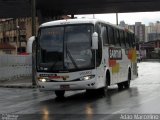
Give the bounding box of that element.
[75,11,160,26]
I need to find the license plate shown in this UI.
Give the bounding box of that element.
[60,85,70,90]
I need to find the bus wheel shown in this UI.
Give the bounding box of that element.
[118,83,123,90]
[98,71,110,96]
[99,86,108,96]
[124,70,131,89]
[86,89,95,96]
[55,90,65,98]
[98,81,108,96]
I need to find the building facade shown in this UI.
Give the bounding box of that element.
[0,18,37,54]
[135,22,145,43]
[146,21,160,42]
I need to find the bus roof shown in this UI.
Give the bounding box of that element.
[40,18,97,27]
[40,18,132,33]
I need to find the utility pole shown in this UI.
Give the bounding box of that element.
[32,0,36,36]
[18,27,21,53]
[16,25,20,54]
[93,14,95,19]
[31,0,37,86]
[116,13,118,26]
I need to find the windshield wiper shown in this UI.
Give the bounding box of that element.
[66,49,79,69]
[50,60,58,70]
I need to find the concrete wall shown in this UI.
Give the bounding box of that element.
[0,54,32,80]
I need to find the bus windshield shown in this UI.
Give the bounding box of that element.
[37,24,95,72]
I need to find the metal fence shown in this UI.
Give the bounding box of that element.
[0,54,32,80]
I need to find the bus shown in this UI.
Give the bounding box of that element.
[34,19,138,98]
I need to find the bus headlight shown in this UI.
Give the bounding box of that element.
[80,75,95,81]
[38,78,47,82]
[41,78,47,82]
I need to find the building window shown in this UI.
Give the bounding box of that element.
[13,37,17,42]
[3,50,11,54]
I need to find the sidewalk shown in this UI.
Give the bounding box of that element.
[0,76,38,88]
[142,59,160,62]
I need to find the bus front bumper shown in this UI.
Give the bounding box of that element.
[38,79,97,91]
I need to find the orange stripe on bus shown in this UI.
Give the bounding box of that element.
[109,60,117,67]
[128,50,132,59]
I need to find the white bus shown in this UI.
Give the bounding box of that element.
[35,19,138,98]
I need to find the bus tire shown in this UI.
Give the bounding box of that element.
[98,71,109,96]
[86,89,96,96]
[118,83,123,90]
[55,90,65,98]
[98,85,108,96]
[124,69,131,89]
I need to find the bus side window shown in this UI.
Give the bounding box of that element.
[107,26,115,45]
[120,30,126,48]
[101,26,109,45]
[115,29,121,47]
[132,34,136,48]
[129,33,133,48]
[125,32,129,48]
[95,23,102,67]
[128,33,132,47]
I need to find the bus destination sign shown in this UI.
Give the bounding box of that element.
[109,47,122,60]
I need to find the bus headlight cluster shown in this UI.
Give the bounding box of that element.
[38,78,48,82]
[80,75,95,81]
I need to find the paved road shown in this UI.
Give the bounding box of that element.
[0,61,160,120]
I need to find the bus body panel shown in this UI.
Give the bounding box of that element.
[37,69,101,91]
[39,78,97,91]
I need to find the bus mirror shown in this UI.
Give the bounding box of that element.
[92,32,98,50]
[35,36,38,42]
[27,36,35,54]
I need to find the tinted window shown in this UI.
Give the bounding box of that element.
[128,33,132,47]
[119,30,126,48]
[101,26,109,45]
[95,23,102,67]
[107,26,115,45]
[115,29,121,47]
[131,34,136,47]
[125,32,129,48]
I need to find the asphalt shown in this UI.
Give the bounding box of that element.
[0,76,37,88]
